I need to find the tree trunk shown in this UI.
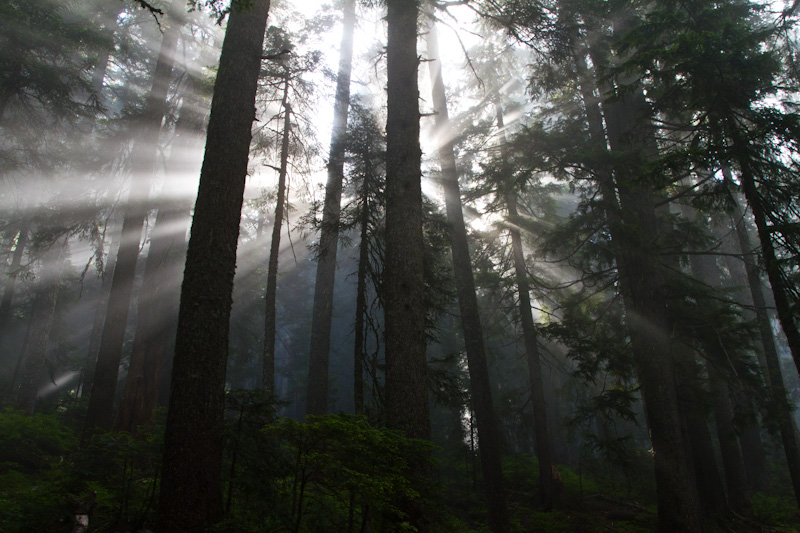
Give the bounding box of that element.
[726,170,800,508]
[662,202,727,516]
[576,49,700,528]
[114,69,202,433]
[583,46,701,528]
[385,0,429,441]
[708,363,753,514]
[87,3,125,121]
[719,230,771,492]
[84,3,182,435]
[682,219,752,514]
[385,0,430,529]
[79,230,118,397]
[426,22,509,532]
[306,0,356,416]
[0,223,28,331]
[734,141,800,381]
[494,102,555,509]
[16,236,68,415]
[263,72,291,396]
[353,185,370,415]
[156,1,270,530]
[673,349,728,515]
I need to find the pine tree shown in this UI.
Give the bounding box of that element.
[307,0,356,415]
[385,0,431,529]
[157,1,271,529]
[426,18,510,531]
[84,0,184,435]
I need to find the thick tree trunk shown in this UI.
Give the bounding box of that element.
[385,0,430,529]
[586,53,701,528]
[708,364,752,514]
[674,350,727,515]
[494,102,554,508]
[16,236,67,415]
[426,23,509,532]
[726,171,800,508]
[734,145,800,381]
[385,0,429,441]
[576,51,700,529]
[156,2,271,530]
[663,203,727,516]
[263,73,291,396]
[114,71,202,433]
[84,4,182,435]
[306,0,356,416]
[719,230,771,492]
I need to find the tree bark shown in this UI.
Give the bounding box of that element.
[734,143,800,382]
[114,68,202,433]
[674,348,728,515]
[582,46,701,528]
[708,363,752,514]
[156,1,270,530]
[662,202,727,516]
[385,0,429,441]
[719,229,771,492]
[726,170,800,508]
[306,0,356,416]
[426,22,509,532]
[84,2,182,435]
[263,71,291,396]
[385,0,430,529]
[681,220,752,514]
[494,102,555,510]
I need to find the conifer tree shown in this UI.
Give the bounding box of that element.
[158,1,271,529]
[307,0,356,415]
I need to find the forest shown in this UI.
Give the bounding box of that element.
[1,0,800,531]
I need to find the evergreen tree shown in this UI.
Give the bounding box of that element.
[307,0,356,416]
[157,1,271,529]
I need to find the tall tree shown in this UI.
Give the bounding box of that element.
[114,67,206,433]
[495,104,555,509]
[306,0,356,416]
[16,233,68,415]
[426,19,509,532]
[263,68,291,396]
[385,0,430,528]
[384,0,429,441]
[728,178,800,507]
[83,0,184,435]
[341,100,386,416]
[79,228,118,398]
[560,17,703,523]
[157,1,271,529]
[617,0,800,506]
[689,250,752,515]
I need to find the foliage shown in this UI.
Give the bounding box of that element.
[0,408,79,532]
[0,405,165,532]
[260,414,435,533]
[0,0,110,173]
